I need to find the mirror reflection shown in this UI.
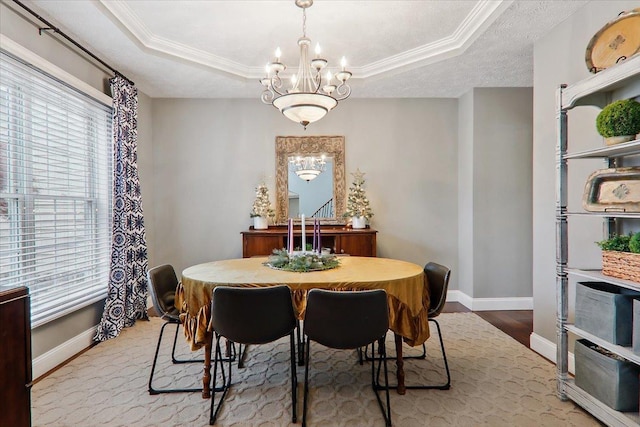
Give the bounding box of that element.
[288,158,334,218]
[275,136,345,224]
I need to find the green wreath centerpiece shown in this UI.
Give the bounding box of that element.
[264,249,340,272]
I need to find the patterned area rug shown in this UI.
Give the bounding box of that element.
[31,313,598,426]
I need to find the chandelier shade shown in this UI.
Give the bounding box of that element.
[273,93,338,126]
[260,0,351,128]
[295,169,322,181]
[289,155,326,181]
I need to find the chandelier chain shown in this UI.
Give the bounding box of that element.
[302,8,307,38]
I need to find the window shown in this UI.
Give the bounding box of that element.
[0,50,113,327]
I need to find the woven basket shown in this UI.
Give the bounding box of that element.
[602,250,640,282]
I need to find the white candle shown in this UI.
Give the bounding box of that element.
[288,218,293,254]
[301,214,306,252]
[317,219,321,253]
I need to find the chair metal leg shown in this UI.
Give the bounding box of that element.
[386,318,451,391]
[149,321,203,395]
[170,321,205,364]
[289,331,298,423]
[209,334,232,425]
[372,338,392,426]
[237,343,247,368]
[305,338,392,427]
[302,339,311,427]
[362,332,426,361]
[411,318,450,390]
[209,333,297,425]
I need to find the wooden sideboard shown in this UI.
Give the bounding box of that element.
[0,287,32,427]
[241,226,377,258]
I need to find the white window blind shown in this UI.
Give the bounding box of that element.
[0,50,113,327]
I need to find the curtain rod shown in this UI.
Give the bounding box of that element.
[12,0,134,86]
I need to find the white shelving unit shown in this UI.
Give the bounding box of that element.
[556,54,640,427]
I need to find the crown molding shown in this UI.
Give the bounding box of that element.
[99,0,252,78]
[99,0,512,80]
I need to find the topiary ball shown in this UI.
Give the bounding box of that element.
[596,99,640,138]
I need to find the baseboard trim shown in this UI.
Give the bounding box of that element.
[32,326,98,381]
[446,290,533,311]
[530,332,574,374]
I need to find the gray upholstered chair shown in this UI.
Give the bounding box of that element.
[416,261,452,390]
[147,264,203,395]
[209,285,298,425]
[303,289,391,427]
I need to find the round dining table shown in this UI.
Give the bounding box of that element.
[176,256,430,396]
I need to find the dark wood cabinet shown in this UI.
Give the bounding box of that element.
[0,287,32,427]
[241,226,377,257]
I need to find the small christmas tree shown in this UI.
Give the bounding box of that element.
[250,183,274,219]
[343,169,373,220]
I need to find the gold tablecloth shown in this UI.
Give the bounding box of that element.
[176,256,430,350]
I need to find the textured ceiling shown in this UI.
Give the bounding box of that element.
[17,0,589,98]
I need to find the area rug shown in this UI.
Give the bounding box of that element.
[31,313,598,426]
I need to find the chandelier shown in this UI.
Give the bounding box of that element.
[260,0,352,129]
[289,155,326,181]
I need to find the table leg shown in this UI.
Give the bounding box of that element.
[202,333,212,399]
[394,333,406,395]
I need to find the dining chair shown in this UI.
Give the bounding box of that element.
[209,285,298,425]
[147,264,203,395]
[302,289,392,427]
[360,261,451,390]
[413,261,452,390]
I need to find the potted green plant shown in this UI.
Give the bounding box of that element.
[250,183,274,229]
[596,232,640,282]
[596,99,640,146]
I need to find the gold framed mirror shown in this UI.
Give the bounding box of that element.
[275,136,345,224]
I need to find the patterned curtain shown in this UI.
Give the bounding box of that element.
[95,76,148,342]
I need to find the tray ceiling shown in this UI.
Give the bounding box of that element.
[16,0,589,98]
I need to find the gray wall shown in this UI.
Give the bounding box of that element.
[458,88,533,300]
[149,98,461,280]
[532,0,640,343]
[137,91,155,266]
[458,90,475,298]
[472,88,533,298]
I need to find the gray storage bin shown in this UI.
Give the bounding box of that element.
[634,299,640,355]
[575,339,640,412]
[575,282,640,346]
